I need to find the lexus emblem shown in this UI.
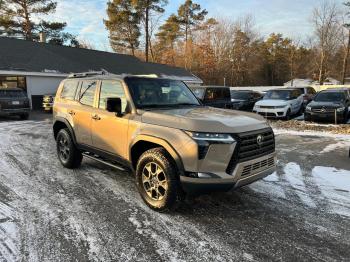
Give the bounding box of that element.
[257,135,263,145]
[321,107,325,113]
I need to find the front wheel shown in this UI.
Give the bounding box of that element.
[56,128,82,169]
[285,109,291,121]
[136,148,180,212]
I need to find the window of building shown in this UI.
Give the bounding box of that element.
[99,80,127,112]
[79,80,97,107]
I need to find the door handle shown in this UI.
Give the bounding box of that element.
[68,110,75,116]
[92,114,101,120]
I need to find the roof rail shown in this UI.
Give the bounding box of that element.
[68,69,110,78]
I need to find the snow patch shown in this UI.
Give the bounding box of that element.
[320,141,350,154]
[274,129,350,140]
[283,163,316,208]
[312,166,350,217]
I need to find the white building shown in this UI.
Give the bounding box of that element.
[0,37,203,109]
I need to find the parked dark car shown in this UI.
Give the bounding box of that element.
[190,86,232,109]
[230,90,263,111]
[305,89,350,123]
[43,94,55,112]
[0,88,30,120]
[294,86,317,106]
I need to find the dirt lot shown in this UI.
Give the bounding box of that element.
[0,116,349,261]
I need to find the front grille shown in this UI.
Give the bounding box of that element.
[241,157,275,177]
[312,108,336,113]
[226,128,275,174]
[258,112,276,117]
[259,106,275,109]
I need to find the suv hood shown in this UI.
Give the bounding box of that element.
[140,106,269,133]
[309,101,344,108]
[255,99,288,107]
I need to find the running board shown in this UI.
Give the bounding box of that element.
[82,153,126,171]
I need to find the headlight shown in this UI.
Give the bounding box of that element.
[255,105,260,109]
[306,106,312,111]
[337,107,345,112]
[185,131,235,143]
[275,105,287,109]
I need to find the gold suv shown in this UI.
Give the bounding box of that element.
[53,72,276,211]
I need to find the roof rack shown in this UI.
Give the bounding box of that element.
[68,69,110,78]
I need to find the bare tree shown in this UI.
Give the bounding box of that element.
[312,1,342,84]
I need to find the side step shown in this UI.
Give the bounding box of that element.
[82,153,126,171]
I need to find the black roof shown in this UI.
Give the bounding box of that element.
[0,37,199,80]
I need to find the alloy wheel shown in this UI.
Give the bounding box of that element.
[142,162,168,201]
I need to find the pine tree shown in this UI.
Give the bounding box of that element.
[177,0,207,43]
[104,0,141,55]
[132,0,167,62]
[176,0,207,68]
[0,0,78,46]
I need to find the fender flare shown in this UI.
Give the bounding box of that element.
[53,117,77,145]
[130,135,185,175]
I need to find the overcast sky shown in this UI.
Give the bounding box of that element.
[47,0,345,51]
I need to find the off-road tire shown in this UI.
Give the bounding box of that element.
[136,147,180,212]
[19,113,29,120]
[56,128,82,169]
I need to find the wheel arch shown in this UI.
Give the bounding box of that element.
[130,135,185,175]
[53,117,77,144]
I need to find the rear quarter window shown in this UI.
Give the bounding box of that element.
[60,81,78,100]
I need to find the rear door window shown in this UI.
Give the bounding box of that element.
[79,80,97,107]
[61,81,78,100]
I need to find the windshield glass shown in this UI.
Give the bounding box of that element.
[125,77,200,109]
[231,91,251,100]
[0,90,27,98]
[314,92,345,102]
[264,90,291,100]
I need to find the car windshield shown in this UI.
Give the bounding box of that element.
[314,92,345,102]
[125,77,201,109]
[0,90,27,98]
[264,90,291,100]
[231,91,251,100]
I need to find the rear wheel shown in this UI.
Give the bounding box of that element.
[56,128,82,169]
[136,148,180,212]
[19,113,29,120]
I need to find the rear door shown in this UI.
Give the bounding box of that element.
[73,80,98,146]
[91,80,129,158]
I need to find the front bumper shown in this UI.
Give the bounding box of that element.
[180,152,277,194]
[0,108,30,116]
[305,111,346,122]
[253,107,288,118]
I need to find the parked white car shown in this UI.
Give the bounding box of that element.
[253,88,304,119]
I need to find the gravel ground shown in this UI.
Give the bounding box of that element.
[0,117,349,261]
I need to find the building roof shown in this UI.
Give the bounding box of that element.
[0,37,202,83]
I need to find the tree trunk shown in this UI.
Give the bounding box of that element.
[319,51,326,85]
[341,29,350,85]
[22,1,32,40]
[145,1,149,62]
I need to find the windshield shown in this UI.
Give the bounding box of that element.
[264,90,291,100]
[314,92,345,102]
[0,90,27,98]
[125,77,201,109]
[231,91,251,100]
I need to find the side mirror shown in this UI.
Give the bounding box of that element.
[106,97,123,117]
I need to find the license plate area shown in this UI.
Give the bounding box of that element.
[12,101,20,105]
